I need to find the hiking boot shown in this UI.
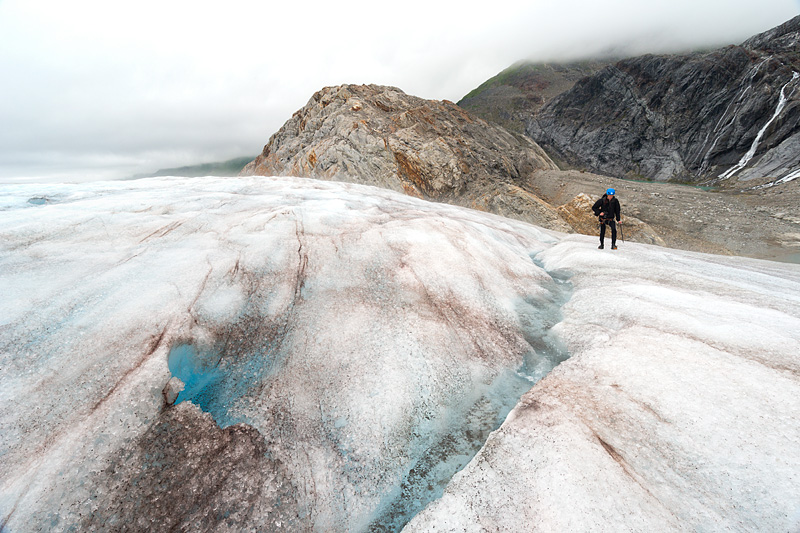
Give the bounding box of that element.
[611,245,618,250]
[598,244,604,249]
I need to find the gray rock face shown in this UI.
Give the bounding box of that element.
[241,84,568,230]
[162,376,185,406]
[527,15,800,186]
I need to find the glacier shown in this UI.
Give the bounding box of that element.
[0,176,799,532]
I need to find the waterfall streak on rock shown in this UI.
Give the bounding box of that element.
[719,72,799,179]
[777,167,800,183]
[701,59,771,170]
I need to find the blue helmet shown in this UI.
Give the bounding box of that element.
[606,188,615,195]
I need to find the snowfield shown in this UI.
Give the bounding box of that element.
[1,176,798,532]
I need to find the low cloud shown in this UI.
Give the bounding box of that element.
[0,0,796,181]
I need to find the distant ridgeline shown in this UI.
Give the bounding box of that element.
[459,16,800,187]
[134,156,255,178]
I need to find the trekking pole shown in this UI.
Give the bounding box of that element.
[619,220,624,244]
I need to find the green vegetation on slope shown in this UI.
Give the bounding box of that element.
[131,156,255,179]
[457,60,612,133]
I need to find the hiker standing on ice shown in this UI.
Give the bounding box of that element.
[592,188,621,250]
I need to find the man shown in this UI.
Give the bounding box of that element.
[592,188,621,250]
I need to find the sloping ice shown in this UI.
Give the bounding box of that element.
[0,176,798,532]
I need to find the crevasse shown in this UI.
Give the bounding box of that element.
[165,257,574,533]
[367,262,573,532]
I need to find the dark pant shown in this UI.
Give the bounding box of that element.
[600,220,616,245]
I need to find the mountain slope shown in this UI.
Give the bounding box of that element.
[526,15,800,187]
[457,60,611,134]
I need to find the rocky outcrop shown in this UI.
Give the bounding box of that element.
[241,84,565,228]
[471,184,572,232]
[527,15,800,187]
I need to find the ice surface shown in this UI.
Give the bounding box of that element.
[405,237,800,532]
[0,176,564,531]
[0,176,798,532]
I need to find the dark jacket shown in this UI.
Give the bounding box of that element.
[592,195,620,222]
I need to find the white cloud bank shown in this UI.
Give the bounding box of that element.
[0,0,798,180]
[1,176,799,531]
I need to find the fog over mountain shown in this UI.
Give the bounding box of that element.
[0,0,797,181]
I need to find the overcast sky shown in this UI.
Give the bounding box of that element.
[1,0,798,182]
